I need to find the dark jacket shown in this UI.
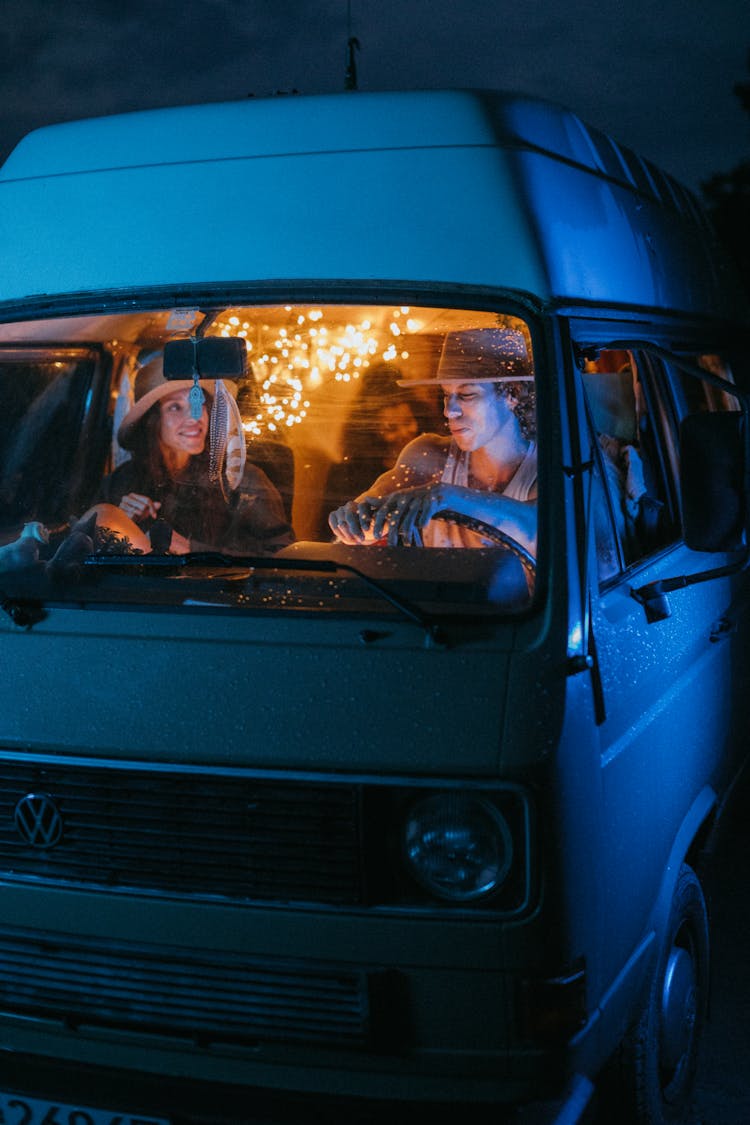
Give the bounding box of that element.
[98,458,294,554]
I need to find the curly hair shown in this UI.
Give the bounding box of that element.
[494,380,536,441]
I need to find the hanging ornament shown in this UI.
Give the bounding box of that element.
[189,370,206,420]
[209,379,246,496]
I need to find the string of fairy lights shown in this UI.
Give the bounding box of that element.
[211,307,421,436]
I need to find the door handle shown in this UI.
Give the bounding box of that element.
[710,615,735,643]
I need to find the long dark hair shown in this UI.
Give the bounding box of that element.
[129,403,211,486]
[127,395,231,542]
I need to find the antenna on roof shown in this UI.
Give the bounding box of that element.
[345,0,360,91]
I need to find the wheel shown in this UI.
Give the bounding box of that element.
[413,509,536,585]
[608,864,709,1124]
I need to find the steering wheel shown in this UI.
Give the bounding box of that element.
[405,508,536,586]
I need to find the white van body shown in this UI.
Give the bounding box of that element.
[0,90,747,1125]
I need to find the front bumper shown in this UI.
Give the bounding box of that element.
[0,1052,596,1125]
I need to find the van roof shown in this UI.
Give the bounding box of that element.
[0,88,703,210]
[0,88,744,323]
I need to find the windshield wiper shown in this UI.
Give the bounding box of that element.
[83,552,450,646]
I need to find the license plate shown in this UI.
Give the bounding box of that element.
[0,1090,170,1125]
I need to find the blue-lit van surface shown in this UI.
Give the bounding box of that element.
[0,89,747,1125]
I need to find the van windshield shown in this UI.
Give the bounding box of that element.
[0,303,537,617]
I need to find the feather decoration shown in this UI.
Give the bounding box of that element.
[209,379,246,496]
[113,368,135,466]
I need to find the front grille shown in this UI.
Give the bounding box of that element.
[0,762,363,904]
[0,927,372,1047]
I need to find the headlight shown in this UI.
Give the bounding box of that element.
[403,793,513,902]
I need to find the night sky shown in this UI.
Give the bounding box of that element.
[0,0,747,195]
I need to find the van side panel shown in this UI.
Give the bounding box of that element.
[593,558,740,978]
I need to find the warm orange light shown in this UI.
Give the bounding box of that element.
[211,307,421,434]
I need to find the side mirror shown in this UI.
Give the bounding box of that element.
[680,411,747,552]
[163,336,247,380]
[632,410,749,622]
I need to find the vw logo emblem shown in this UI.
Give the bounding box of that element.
[14,792,64,848]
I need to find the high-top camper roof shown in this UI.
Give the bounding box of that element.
[0,89,744,322]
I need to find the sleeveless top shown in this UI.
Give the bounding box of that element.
[422,440,537,548]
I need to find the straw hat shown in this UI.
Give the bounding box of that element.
[117,355,238,449]
[398,327,533,386]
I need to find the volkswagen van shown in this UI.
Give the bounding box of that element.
[0,89,747,1125]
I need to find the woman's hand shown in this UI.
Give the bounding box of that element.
[118,492,161,523]
[167,530,191,555]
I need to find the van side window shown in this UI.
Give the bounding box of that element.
[591,454,621,584]
[672,354,740,415]
[0,348,106,526]
[583,348,679,576]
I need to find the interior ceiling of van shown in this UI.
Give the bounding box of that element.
[0,305,478,346]
[0,304,508,391]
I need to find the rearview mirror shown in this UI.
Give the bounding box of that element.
[163,336,247,380]
[680,412,747,552]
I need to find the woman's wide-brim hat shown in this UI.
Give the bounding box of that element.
[117,355,238,449]
[398,327,534,386]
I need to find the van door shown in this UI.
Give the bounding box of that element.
[576,338,747,1028]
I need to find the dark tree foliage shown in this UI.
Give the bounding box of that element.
[702,50,750,296]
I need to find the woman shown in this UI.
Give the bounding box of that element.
[92,355,294,555]
[328,328,537,554]
[324,366,421,522]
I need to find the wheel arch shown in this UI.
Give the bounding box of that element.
[647,784,717,947]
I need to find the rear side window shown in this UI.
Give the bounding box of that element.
[672,353,740,415]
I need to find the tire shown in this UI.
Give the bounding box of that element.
[608,863,709,1124]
